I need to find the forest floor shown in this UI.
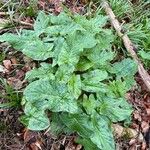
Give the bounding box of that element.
[0,0,150,150]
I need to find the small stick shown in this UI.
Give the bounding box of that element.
[0,12,8,16]
[102,1,150,91]
[0,18,33,27]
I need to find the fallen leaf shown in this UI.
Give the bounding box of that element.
[35,141,42,150]
[129,138,136,145]
[7,77,23,90]
[141,141,147,150]
[112,124,144,141]
[23,129,37,142]
[11,57,19,65]
[3,59,12,70]
[30,143,39,150]
[146,108,150,115]
[0,65,6,73]
[141,121,149,133]
[112,124,124,138]
[75,144,82,150]
[129,144,137,150]
[15,69,25,80]
[0,18,9,30]
[133,111,142,121]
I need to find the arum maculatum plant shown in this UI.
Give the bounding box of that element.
[0,11,137,150]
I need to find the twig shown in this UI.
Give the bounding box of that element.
[101,0,150,91]
[0,12,8,16]
[0,18,33,28]
[13,19,33,27]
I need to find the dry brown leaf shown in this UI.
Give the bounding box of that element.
[146,108,150,115]
[3,59,12,70]
[141,142,147,150]
[129,144,137,150]
[15,69,25,80]
[133,111,142,121]
[141,121,149,133]
[30,143,39,150]
[35,141,42,150]
[75,144,82,150]
[7,77,23,90]
[0,18,9,30]
[0,64,7,73]
[11,57,19,65]
[129,138,136,145]
[112,124,124,138]
[112,124,143,141]
[23,129,38,142]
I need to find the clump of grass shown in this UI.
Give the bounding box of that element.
[108,0,133,19]
[0,78,22,108]
[130,0,150,24]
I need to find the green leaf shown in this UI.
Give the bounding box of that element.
[90,15,108,27]
[71,31,97,49]
[139,50,150,60]
[22,39,54,60]
[45,23,84,36]
[90,116,115,150]
[108,80,129,97]
[57,42,80,66]
[75,57,94,71]
[98,97,133,122]
[74,14,102,34]
[76,137,99,150]
[0,31,54,60]
[25,63,55,81]
[86,48,115,67]
[108,78,136,98]
[50,113,66,135]
[55,64,75,83]
[24,79,78,113]
[111,58,137,78]
[0,30,36,50]
[50,12,72,25]
[34,11,50,35]
[61,113,93,138]
[68,74,82,99]
[83,94,98,115]
[23,102,50,130]
[52,37,65,66]
[27,113,50,131]
[82,81,108,93]
[45,25,63,35]
[82,69,108,83]
[96,29,114,49]
[60,23,85,35]
[61,113,115,150]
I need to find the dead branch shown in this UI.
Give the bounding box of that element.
[101,0,150,91]
[0,18,33,29]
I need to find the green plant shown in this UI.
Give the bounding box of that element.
[130,0,150,24]
[123,0,150,67]
[125,19,150,66]
[108,0,132,19]
[0,78,21,108]
[0,11,137,150]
